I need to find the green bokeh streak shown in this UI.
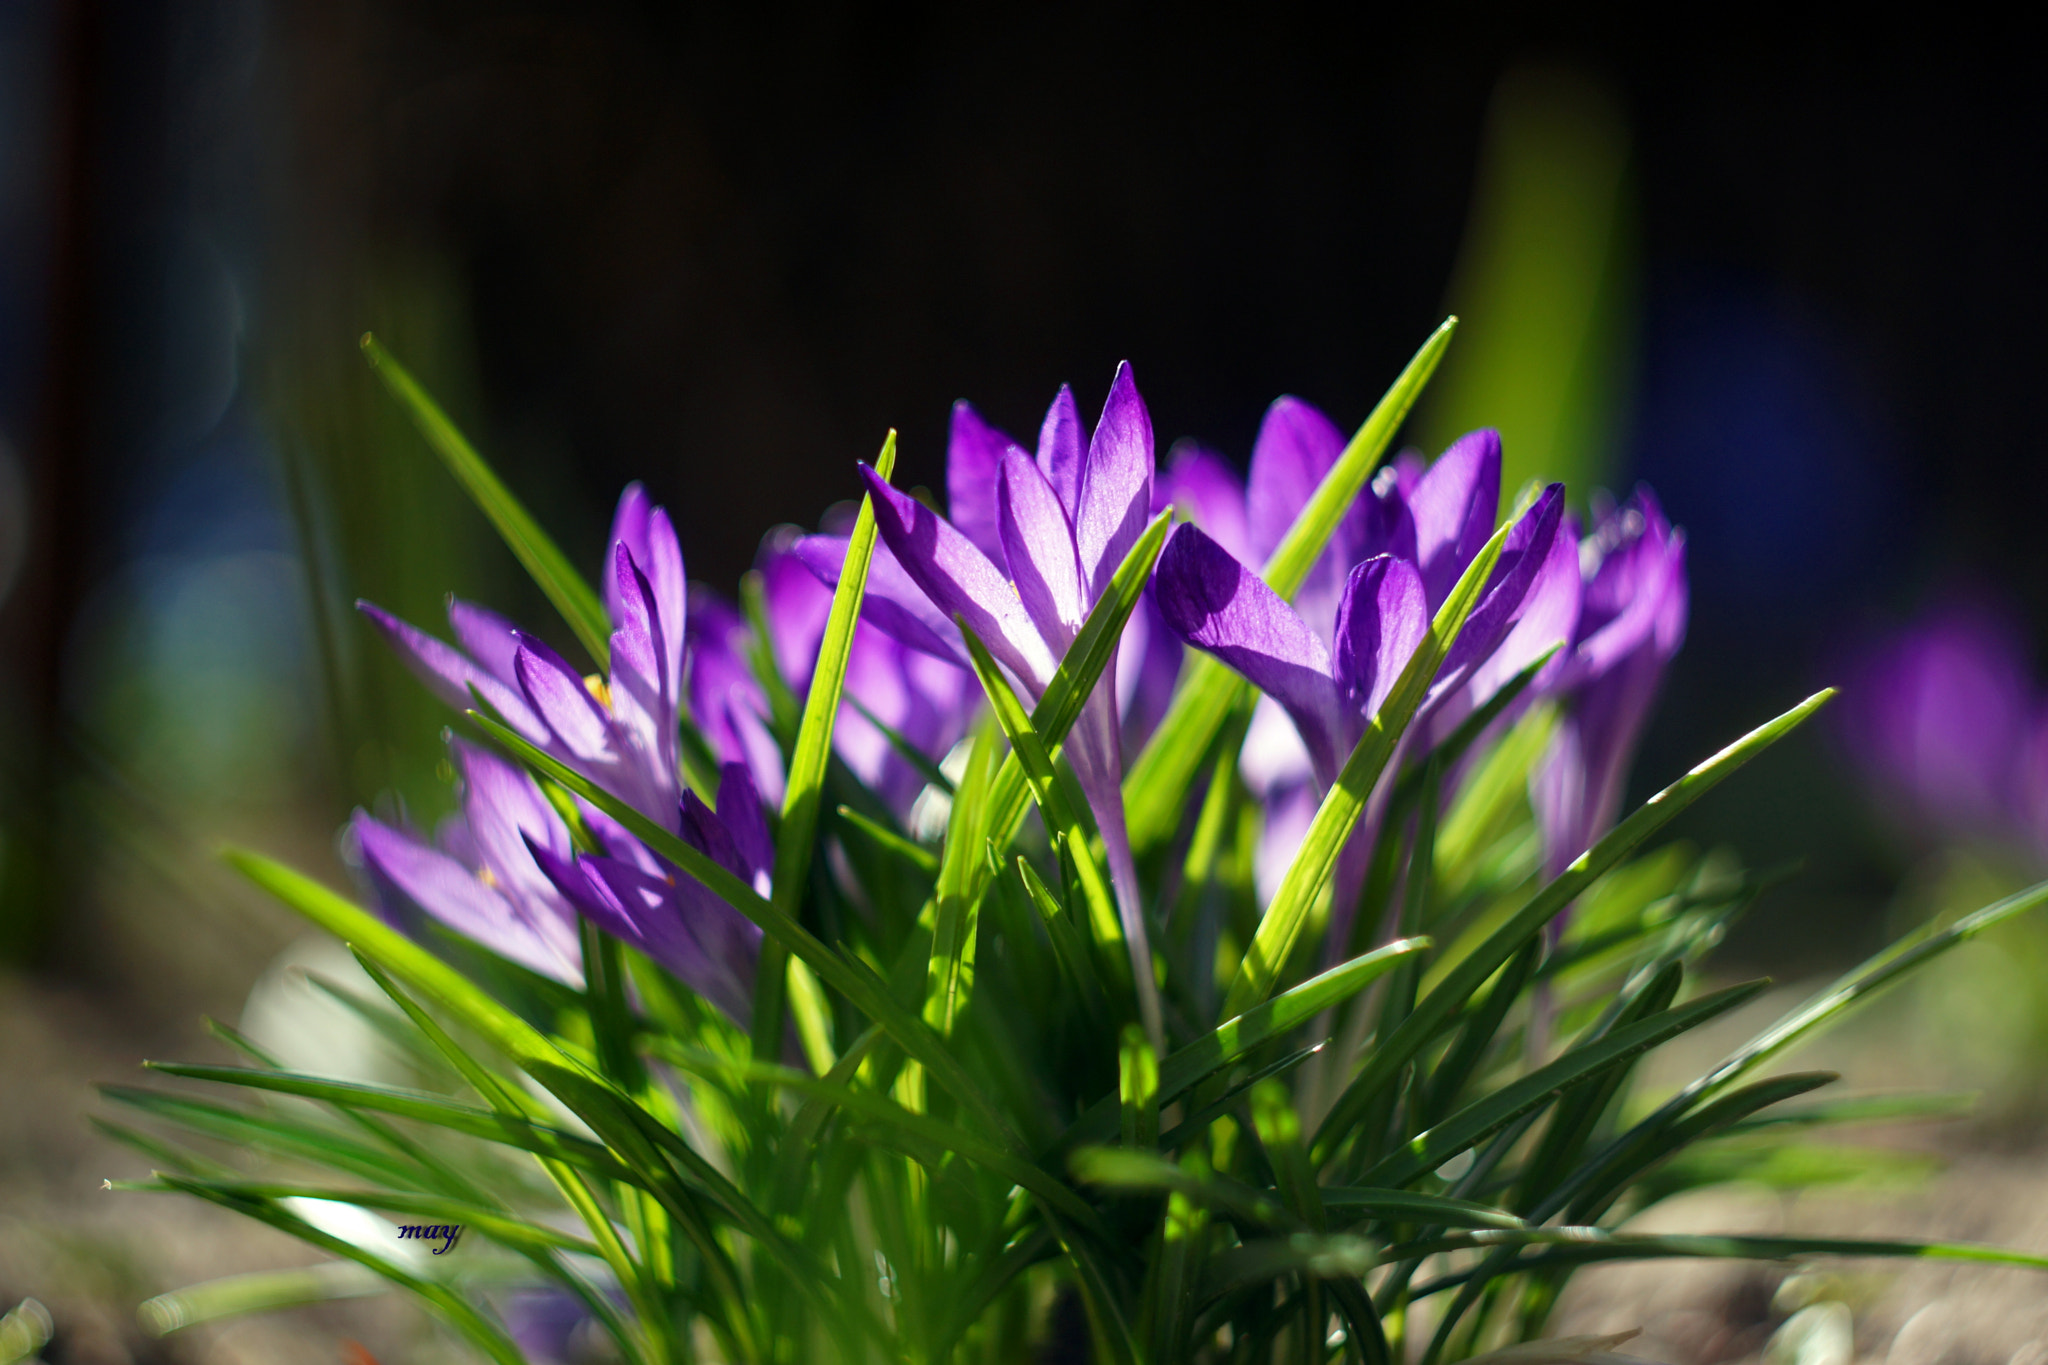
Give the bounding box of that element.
[1420,63,1639,504]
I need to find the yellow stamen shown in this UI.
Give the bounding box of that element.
[583,673,613,710]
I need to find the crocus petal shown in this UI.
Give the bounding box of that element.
[859,464,1057,691]
[1409,429,1503,608]
[451,738,573,900]
[1037,383,1084,517]
[1438,484,1566,683]
[603,483,653,628]
[1153,523,1346,783]
[1464,514,1582,708]
[715,762,774,894]
[1246,395,1348,564]
[552,850,755,1024]
[681,788,756,887]
[357,601,547,741]
[354,811,580,985]
[758,531,836,685]
[1074,362,1155,602]
[997,448,1088,647]
[606,486,686,676]
[446,598,524,686]
[793,533,967,666]
[514,633,619,763]
[1156,444,1254,565]
[1331,556,1429,724]
[947,401,1018,563]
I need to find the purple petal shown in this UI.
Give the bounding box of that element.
[452,738,573,886]
[357,601,548,741]
[1037,384,1084,517]
[793,533,967,666]
[681,787,756,887]
[947,401,1019,563]
[554,850,756,1023]
[757,532,836,686]
[354,811,581,985]
[1153,523,1345,784]
[1156,444,1253,565]
[604,483,653,628]
[514,633,618,763]
[715,762,774,892]
[1331,556,1429,724]
[1409,430,1503,609]
[446,597,523,685]
[606,486,686,671]
[1074,362,1155,603]
[1438,484,1566,683]
[1464,514,1582,708]
[1246,395,1348,564]
[859,464,1057,691]
[998,448,1088,648]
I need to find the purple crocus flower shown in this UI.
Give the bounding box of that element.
[360,483,689,832]
[1529,489,1689,877]
[684,583,789,806]
[805,368,1165,1034]
[353,739,585,987]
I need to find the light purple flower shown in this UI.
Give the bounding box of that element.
[361,484,689,832]
[1530,489,1689,876]
[813,368,1164,1033]
[353,739,585,986]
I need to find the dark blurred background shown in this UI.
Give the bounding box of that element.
[4,0,2048,1081]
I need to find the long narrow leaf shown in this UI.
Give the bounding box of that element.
[360,335,611,665]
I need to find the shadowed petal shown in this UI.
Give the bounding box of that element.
[1037,383,1084,516]
[1154,523,1345,782]
[1409,429,1503,608]
[358,601,547,741]
[715,762,774,893]
[793,533,967,666]
[948,401,1019,563]
[860,464,1057,690]
[1075,362,1155,601]
[1439,484,1566,683]
[1331,556,1429,724]
[998,448,1088,647]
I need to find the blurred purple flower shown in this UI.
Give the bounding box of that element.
[1530,489,1689,876]
[1835,596,2040,851]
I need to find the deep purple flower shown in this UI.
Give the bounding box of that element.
[1529,489,1689,876]
[361,484,688,832]
[530,763,767,1025]
[353,739,585,986]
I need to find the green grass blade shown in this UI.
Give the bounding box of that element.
[99,1087,452,1193]
[1051,937,1429,1155]
[124,1178,601,1257]
[1356,981,1768,1189]
[1222,518,1510,1022]
[1312,689,1836,1165]
[140,1063,641,1184]
[360,334,610,666]
[136,1264,388,1336]
[837,803,940,874]
[1319,1188,1527,1231]
[926,717,997,1038]
[755,431,898,1061]
[1125,319,1457,856]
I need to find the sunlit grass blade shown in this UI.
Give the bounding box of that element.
[1222,518,1510,1022]
[99,1087,448,1193]
[1125,318,1457,856]
[151,1173,530,1365]
[140,1063,643,1184]
[1355,980,1767,1189]
[926,716,997,1038]
[360,333,611,666]
[1320,1188,1527,1231]
[756,431,898,1061]
[836,804,939,874]
[1313,689,1835,1166]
